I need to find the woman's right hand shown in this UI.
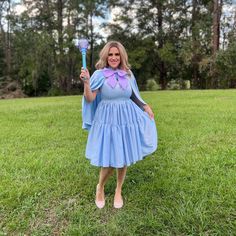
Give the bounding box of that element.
[80,68,90,85]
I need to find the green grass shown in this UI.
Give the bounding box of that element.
[0,90,236,235]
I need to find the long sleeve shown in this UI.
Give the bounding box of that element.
[130,91,145,110]
[129,71,147,110]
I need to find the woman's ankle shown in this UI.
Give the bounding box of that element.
[115,187,122,194]
[97,183,105,190]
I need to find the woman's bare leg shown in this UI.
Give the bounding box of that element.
[114,167,127,207]
[96,167,114,201]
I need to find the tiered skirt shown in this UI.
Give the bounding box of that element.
[86,99,157,168]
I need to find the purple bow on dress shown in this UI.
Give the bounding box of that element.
[102,67,128,90]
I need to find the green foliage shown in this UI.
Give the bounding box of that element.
[47,87,65,96]
[158,42,176,64]
[183,80,191,90]
[128,47,147,70]
[12,28,54,96]
[167,79,191,90]
[146,79,160,91]
[0,0,110,95]
[0,0,236,93]
[0,39,6,77]
[216,42,236,88]
[167,79,181,90]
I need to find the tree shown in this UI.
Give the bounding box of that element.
[0,0,12,78]
[10,0,110,94]
[210,0,223,88]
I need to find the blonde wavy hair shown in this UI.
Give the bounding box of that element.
[95,41,131,73]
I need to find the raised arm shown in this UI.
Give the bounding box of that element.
[80,68,98,103]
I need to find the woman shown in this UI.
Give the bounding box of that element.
[80,41,158,209]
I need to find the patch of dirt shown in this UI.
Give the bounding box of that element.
[1,89,28,99]
[0,80,27,99]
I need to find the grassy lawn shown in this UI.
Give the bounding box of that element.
[0,90,236,235]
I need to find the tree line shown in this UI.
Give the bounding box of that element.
[0,0,236,97]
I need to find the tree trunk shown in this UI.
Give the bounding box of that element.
[0,3,6,76]
[6,0,11,78]
[57,0,63,56]
[66,8,73,92]
[45,0,56,89]
[212,0,222,55]
[57,0,65,91]
[211,0,222,88]
[191,0,200,89]
[89,11,95,72]
[157,2,167,90]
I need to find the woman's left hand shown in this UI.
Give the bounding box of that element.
[143,104,154,120]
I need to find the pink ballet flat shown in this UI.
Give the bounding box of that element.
[95,184,105,209]
[114,193,123,209]
[114,199,123,208]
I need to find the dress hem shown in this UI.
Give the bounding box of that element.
[85,146,157,168]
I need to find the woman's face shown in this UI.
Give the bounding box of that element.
[107,47,121,69]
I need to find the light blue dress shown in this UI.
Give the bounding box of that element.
[82,68,158,168]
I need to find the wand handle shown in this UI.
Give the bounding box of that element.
[77,39,89,80]
[81,49,87,69]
